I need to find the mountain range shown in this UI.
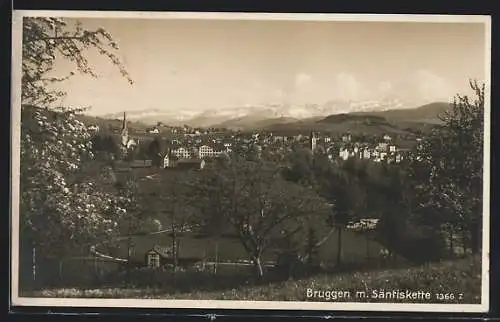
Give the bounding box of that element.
[103,98,447,130]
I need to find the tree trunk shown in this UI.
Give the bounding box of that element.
[365,233,370,263]
[448,228,454,258]
[214,240,219,275]
[253,256,264,279]
[172,229,177,272]
[460,227,468,255]
[336,227,343,266]
[470,219,481,255]
[176,239,181,269]
[32,247,36,284]
[58,260,63,284]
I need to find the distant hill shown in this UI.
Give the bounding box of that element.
[215,116,299,131]
[350,102,449,123]
[319,113,389,125]
[262,102,449,136]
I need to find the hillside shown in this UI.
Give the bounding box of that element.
[32,256,481,303]
[351,102,449,123]
[215,116,299,131]
[262,102,448,135]
[264,115,409,136]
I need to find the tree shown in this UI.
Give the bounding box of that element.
[193,159,330,279]
[314,158,367,266]
[148,137,163,166]
[140,170,198,272]
[20,17,132,265]
[91,134,119,161]
[412,81,485,255]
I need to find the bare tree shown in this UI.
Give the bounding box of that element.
[194,159,330,279]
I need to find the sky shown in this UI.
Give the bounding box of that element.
[43,16,488,116]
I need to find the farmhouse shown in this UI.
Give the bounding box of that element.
[145,245,172,268]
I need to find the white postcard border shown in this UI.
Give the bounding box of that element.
[10,10,492,313]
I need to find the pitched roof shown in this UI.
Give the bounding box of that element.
[147,245,172,258]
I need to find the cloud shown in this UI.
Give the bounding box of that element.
[295,73,312,88]
[333,72,364,101]
[377,81,393,96]
[412,70,455,102]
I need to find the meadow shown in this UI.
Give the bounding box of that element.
[108,226,384,267]
[29,256,481,304]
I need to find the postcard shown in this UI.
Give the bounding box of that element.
[10,10,491,313]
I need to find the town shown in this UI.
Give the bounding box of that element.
[88,112,420,172]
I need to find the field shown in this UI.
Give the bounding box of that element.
[107,226,384,266]
[29,256,481,304]
[33,227,384,289]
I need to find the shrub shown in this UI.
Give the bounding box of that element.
[394,226,447,264]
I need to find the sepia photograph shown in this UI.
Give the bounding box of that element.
[10,11,491,312]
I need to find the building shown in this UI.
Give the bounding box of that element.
[145,245,172,268]
[120,112,138,155]
[198,145,222,159]
[377,142,388,151]
[162,153,172,168]
[339,148,350,160]
[309,131,317,153]
[88,124,99,132]
[171,147,192,159]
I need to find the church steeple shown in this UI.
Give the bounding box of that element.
[121,112,129,149]
[310,130,317,153]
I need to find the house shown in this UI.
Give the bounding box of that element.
[171,147,192,159]
[162,154,172,168]
[339,148,350,160]
[347,218,380,231]
[88,124,99,132]
[377,142,388,151]
[145,245,172,268]
[383,134,392,141]
[389,145,397,153]
[342,134,352,142]
[147,128,160,134]
[198,145,223,159]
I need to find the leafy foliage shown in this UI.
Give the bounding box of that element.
[20,17,133,258]
[412,81,485,254]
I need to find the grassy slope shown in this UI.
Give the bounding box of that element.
[33,256,481,304]
[107,226,383,265]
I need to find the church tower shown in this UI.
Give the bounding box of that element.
[121,112,129,149]
[309,130,317,153]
